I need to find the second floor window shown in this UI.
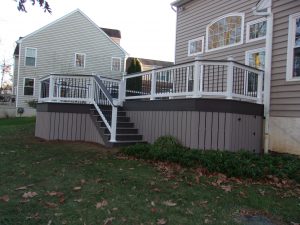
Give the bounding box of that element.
[246,18,267,43]
[206,13,244,51]
[25,48,37,66]
[188,37,204,56]
[111,57,121,72]
[75,53,85,68]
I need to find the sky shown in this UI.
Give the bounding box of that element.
[0,0,177,82]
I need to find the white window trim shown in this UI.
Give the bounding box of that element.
[246,18,267,43]
[188,36,204,57]
[205,13,245,53]
[74,53,86,68]
[245,47,266,69]
[23,77,35,96]
[286,12,300,81]
[24,47,37,67]
[111,57,122,72]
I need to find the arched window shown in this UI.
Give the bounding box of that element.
[206,13,244,52]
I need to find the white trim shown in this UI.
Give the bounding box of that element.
[17,9,129,57]
[74,53,86,68]
[16,43,21,108]
[246,18,267,43]
[24,47,37,67]
[205,13,245,53]
[245,47,266,69]
[23,77,35,96]
[111,57,122,72]
[188,36,204,56]
[286,12,300,81]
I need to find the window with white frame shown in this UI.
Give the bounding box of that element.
[111,57,121,72]
[75,53,85,68]
[246,18,267,43]
[206,13,244,52]
[245,48,265,92]
[188,37,204,56]
[24,78,34,95]
[287,12,300,80]
[25,48,37,66]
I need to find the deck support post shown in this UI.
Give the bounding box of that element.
[150,69,156,100]
[49,75,54,101]
[110,106,118,142]
[226,57,234,100]
[193,57,202,98]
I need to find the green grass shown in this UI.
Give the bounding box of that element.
[0,118,299,225]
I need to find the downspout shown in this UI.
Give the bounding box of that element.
[16,41,22,114]
[253,2,273,154]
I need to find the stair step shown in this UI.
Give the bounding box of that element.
[110,140,147,147]
[105,134,143,141]
[104,128,138,134]
[94,115,130,123]
[98,121,134,128]
[91,108,127,117]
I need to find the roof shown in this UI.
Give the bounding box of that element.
[15,9,128,56]
[137,58,174,67]
[100,27,121,39]
[170,0,193,7]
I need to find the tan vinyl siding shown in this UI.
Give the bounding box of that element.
[270,0,300,117]
[175,0,266,64]
[17,10,126,109]
[13,56,19,94]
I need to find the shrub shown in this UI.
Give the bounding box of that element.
[122,136,300,182]
[27,99,38,109]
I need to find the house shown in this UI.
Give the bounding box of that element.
[170,0,300,155]
[13,9,128,116]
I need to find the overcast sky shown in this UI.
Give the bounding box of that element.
[0,0,177,72]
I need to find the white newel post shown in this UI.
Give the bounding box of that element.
[118,78,126,105]
[150,69,156,100]
[226,57,234,99]
[38,79,42,102]
[49,75,54,102]
[110,106,118,142]
[90,77,95,104]
[257,71,263,104]
[193,56,202,97]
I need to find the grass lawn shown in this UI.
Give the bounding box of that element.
[0,117,299,225]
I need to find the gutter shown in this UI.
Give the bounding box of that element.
[252,0,273,154]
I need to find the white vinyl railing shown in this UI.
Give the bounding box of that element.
[39,74,122,142]
[122,59,264,104]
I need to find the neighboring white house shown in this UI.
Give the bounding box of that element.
[13,9,128,116]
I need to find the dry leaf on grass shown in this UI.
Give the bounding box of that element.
[74,199,83,203]
[45,201,58,208]
[220,185,232,192]
[73,186,81,191]
[96,199,108,209]
[0,195,9,202]
[162,200,177,207]
[46,191,64,197]
[103,217,114,225]
[22,192,38,199]
[157,218,167,224]
[15,186,27,191]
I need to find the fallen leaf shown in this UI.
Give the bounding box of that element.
[59,196,65,204]
[152,188,161,192]
[157,218,167,224]
[162,200,177,207]
[103,217,114,225]
[199,200,208,205]
[80,179,86,185]
[96,199,108,209]
[15,186,27,191]
[291,222,300,225]
[220,185,232,192]
[74,199,82,203]
[73,186,81,191]
[151,207,158,213]
[204,218,210,224]
[45,201,58,208]
[22,192,38,199]
[0,195,9,202]
[259,189,265,196]
[47,191,64,197]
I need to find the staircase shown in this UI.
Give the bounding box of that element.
[90,105,145,147]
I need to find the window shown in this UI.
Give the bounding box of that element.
[245,48,265,92]
[25,48,37,66]
[245,48,266,70]
[188,37,204,56]
[246,18,267,43]
[206,13,244,52]
[111,57,121,72]
[287,12,300,81]
[24,78,34,95]
[75,53,85,68]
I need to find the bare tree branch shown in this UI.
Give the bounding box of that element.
[15,0,51,13]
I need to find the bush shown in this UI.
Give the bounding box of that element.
[122,136,300,182]
[27,99,38,109]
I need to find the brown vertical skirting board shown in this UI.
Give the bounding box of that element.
[72,113,76,141]
[224,113,231,151]
[63,113,68,140]
[177,111,182,145]
[218,113,225,150]
[190,111,198,149]
[67,113,72,141]
[169,111,174,138]
[211,112,219,150]
[198,112,206,150]
[205,112,212,150]
[54,112,59,140]
[185,111,191,148]
[181,111,186,146]
[58,113,63,140]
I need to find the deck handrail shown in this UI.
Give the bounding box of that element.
[123,59,264,104]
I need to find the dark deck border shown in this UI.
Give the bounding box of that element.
[37,103,91,113]
[124,99,264,116]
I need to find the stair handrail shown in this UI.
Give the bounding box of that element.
[92,76,118,142]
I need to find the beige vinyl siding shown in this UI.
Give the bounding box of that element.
[175,0,266,64]
[13,55,19,94]
[17,10,126,109]
[270,0,300,117]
